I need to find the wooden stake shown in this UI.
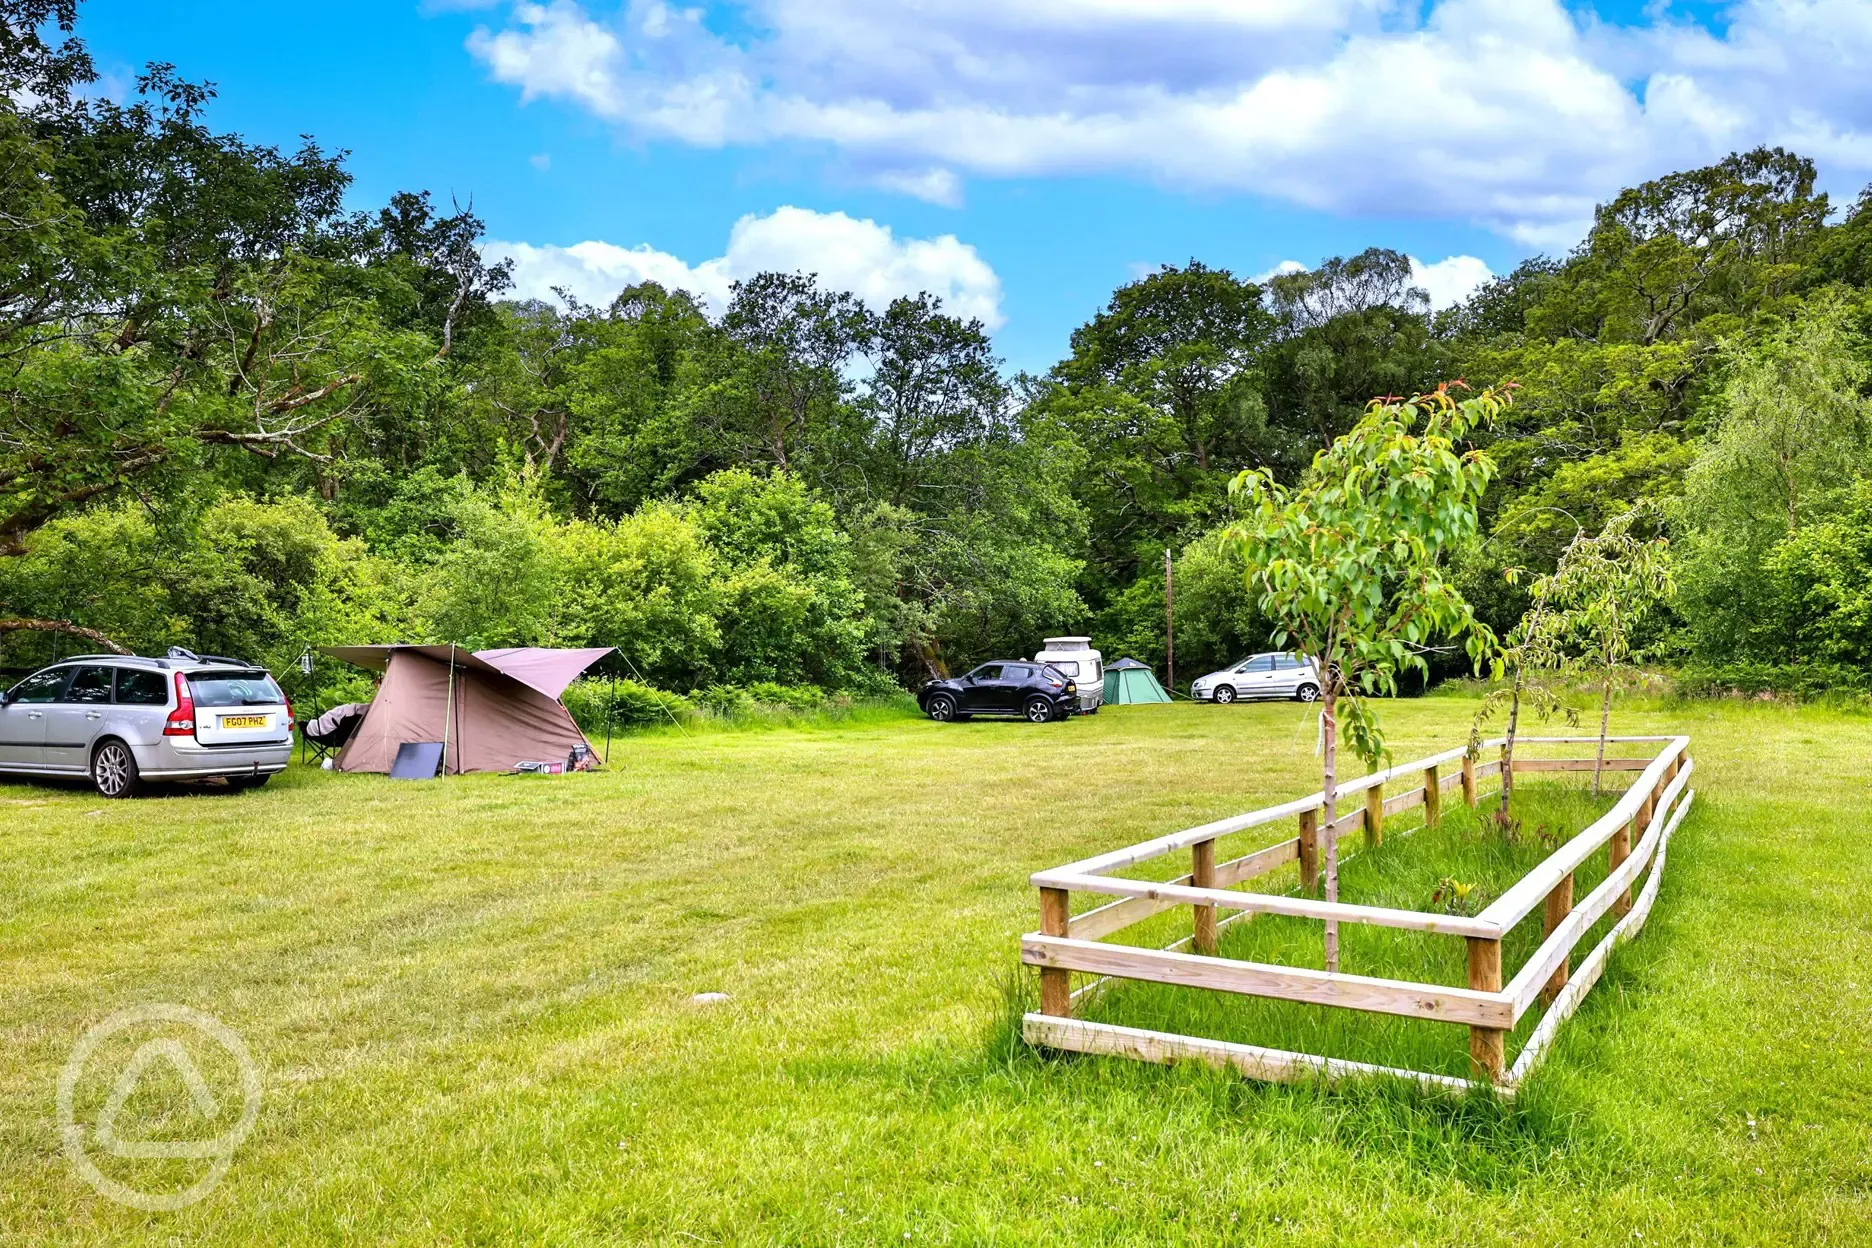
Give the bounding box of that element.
[1467,937,1505,1082]
[1040,888,1072,1017]
[1423,766,1442,828]
[1297,808,1319,894]
[1163,547,1175,697]
[1540,872,1573,1006]
[1365,785,1385,848]
[1461,755,1477,807]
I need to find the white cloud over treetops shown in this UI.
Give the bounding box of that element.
[465,0,1872,246]
[487,205,1488,333]
[1409,255,1494,310]
[1258,255,1492,309]
[485,206,1007,328]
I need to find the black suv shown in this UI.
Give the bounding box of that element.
[918,662,1080,724]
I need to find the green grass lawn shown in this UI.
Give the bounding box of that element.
[3,696,1870,1245]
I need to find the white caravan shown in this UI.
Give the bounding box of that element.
[1033,636,1104,713]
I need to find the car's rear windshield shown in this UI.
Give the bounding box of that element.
[187,670,284,707]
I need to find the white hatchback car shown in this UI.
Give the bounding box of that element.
[1190,652,1321,704]
[0,650,293,797]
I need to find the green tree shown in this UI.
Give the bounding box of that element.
[1227,385,1507,968]
[1263,248,1448,461]
[686,468,868,687]
[1761,480,1872,668]
[1036,261,1275,605]
[1677,291,1872,661]
[0,50,507,571]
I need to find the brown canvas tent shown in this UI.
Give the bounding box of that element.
[321,645,612,775]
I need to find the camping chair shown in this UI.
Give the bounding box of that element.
[302,702,366,766]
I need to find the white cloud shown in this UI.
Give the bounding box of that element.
[466,2,628,119]
[871,167,964,207]
[465,0,1872,243]
[529,152,551,171]
[1253,259,1308,284]
[1409,255,1494,310]
[485,205,1006,328]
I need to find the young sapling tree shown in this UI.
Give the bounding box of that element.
[1472,533,1580,821]
[1227,384,1508,970]
[1542,507,1674,794]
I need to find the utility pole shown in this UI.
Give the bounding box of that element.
[1164,547,1175,696]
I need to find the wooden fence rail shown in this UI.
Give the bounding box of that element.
[1021,734,1695,1092]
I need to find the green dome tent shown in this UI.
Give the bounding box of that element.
[1102,657,1172,704]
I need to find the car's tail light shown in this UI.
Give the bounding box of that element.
[283,693,294,728]
[163,672,196,736]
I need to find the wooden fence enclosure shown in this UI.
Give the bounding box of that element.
[1022,735,1696,1093]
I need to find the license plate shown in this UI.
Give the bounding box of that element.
[220,714,270,729]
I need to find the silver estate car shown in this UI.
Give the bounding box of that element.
[1190,652,1322,704]
[0,650,293,797]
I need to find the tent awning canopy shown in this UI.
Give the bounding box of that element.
[321,645,613,700]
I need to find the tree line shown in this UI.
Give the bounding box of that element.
[1,1,1868,705]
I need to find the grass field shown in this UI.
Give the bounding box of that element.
[3,695,1870,1245]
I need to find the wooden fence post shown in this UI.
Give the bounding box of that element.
[1192,839,1218,956]
[1423,766,1441,828]
[1467,937,1505,1083]
[1298,808,1319,894]
[1365,785,1384,848]
[1461,755,1477,807]
[1608,819,1633,919]
[1541,873,1573,1005]
[1612,771,1662,922]
[1040,888,1072,1017]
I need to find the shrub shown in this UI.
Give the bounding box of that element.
[563,678,697,732]
[743,681,827,711]
[694,682,841,718]
[1674,661,1871,700]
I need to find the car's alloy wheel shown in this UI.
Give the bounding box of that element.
[1296,683,1321,703]
[92,741,140,799]
[927,694,957,722]
[1213,685,1237,704]
[1025,697,1054,724]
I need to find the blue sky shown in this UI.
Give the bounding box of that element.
[74,0,1872,372]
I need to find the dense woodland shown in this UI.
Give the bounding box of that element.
[2,2,1869,709]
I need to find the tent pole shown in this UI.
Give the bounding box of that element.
[605,672,615,767]
[443,648,457,777]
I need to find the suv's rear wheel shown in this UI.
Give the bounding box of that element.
[1024,696,1055,724]
[91,740,142,799]
[1295,683,1321,703]
[1212,685,1237,704]
[926,693,958,723]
